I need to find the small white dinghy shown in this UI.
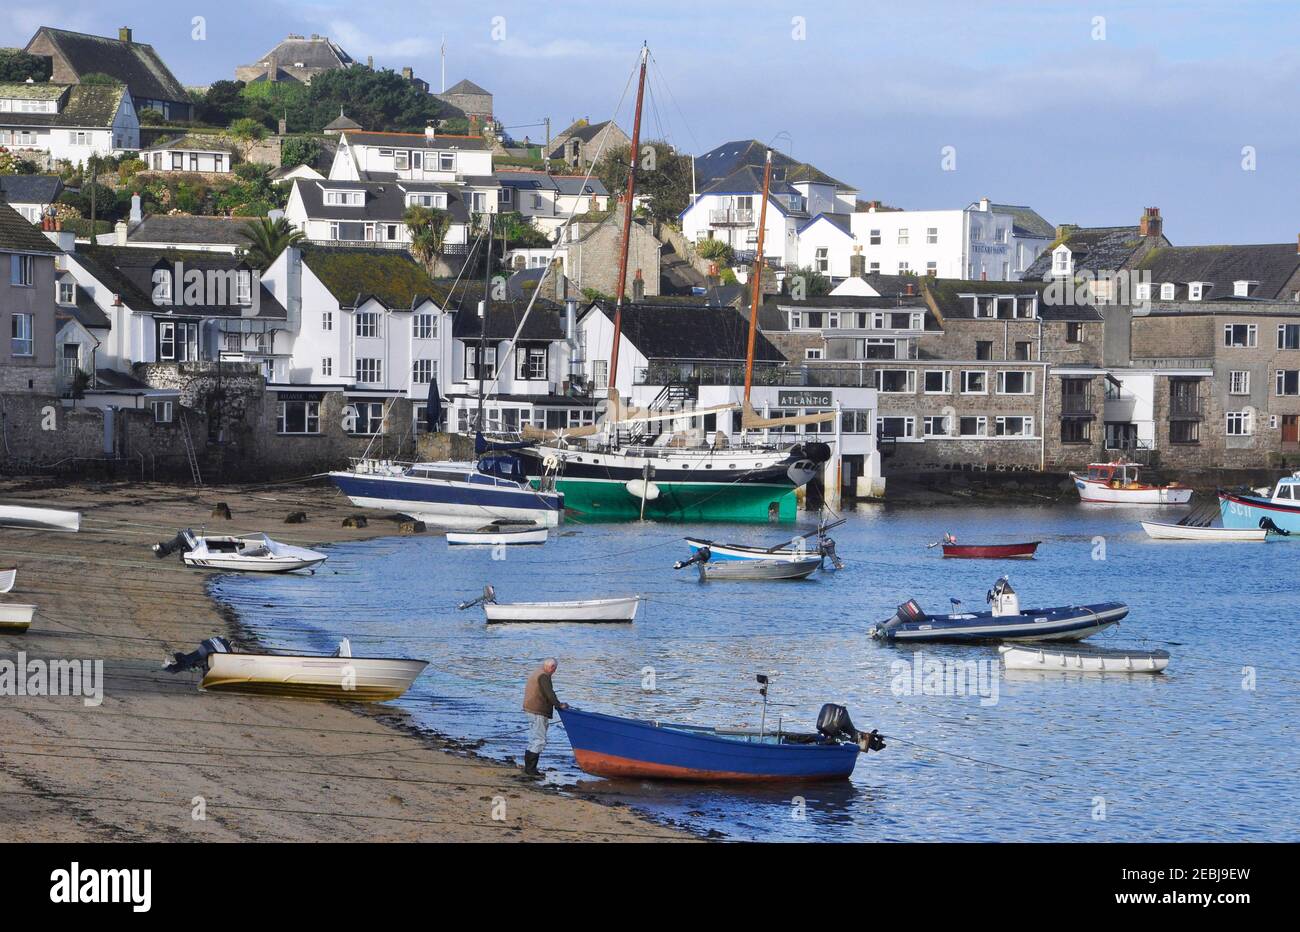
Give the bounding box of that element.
[0,566,15,594]
[0,504,80,532]
[697,556,822,582]
[459,585,640,623]
[165,636,427,701]
[0,602,35,632]
[155,529,327,573]
[447,524,548,546]
[999,643,1170,674]
[1141,521,1267,541]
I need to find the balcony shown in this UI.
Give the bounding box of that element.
[1169,395,1204,419]
[633,360,878,388]
[1060,393,1093,416]
[709,209,754,226]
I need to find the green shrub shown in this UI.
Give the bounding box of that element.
[228,118,266,141]
[696,238,733,263]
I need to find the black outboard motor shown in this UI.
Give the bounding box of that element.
[817,703,887,753]
[164,636,232,673]
[153,528,197,559]
[673,546,711,570]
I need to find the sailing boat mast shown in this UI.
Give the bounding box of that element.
[476,212,492,431]
[606,44,650,390]
[743,150,773,405]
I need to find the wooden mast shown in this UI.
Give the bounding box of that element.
[743,150,773,405]
[607,44,649,391]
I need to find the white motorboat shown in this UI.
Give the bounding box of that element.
[697,556,822,582]
[154,529,327,573]
[0,504,80,532]
[1070,461,1191,505]
[999,643,1170,673]
[458,586,640,623]
[0,602,35,632]
[1140,520,1267,541]
[447,525,548,546]
[0,567,15,593]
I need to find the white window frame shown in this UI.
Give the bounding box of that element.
[960,370,987,394]
[994,415,1034,437]
[1223,323,1257,348]
[996,370,1034,395]
[413,312,437,339]
[1225,410,1253,436]
[922,370,951,394]
[1229,371,1250,395]
[354,358,383,384]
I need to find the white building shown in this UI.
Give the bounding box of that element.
[139,135,237,174]
[328,129,495,187]
[0,175,63,223]
[0,81,138,165]
[495,170,610,236]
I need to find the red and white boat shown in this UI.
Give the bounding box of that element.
[1070,461,1191,505]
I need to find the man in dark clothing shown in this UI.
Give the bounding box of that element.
[522,657,567,777]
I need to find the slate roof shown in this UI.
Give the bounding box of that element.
[0,200,60,253]
[250,36,354,71]
[552,175,609,197]
[798,212,852,235]
[27,27,189,104]
[922,278,1049,320]
[495,170,559,192]
[299,246,438,310]
[73,246,286,319]
[989,203,1054,239]
[693,139,853,192]
[443,78,491,97]
[128,215,258,247]
[56,270,110,328]
[291,178,472,224]
[323,110,362,131]
[1022,226,1155,280]
[0,82,127,128]
[0,174,63,204]
[591,302,785,362]
[1136,244,1300,301]
[342,130,492,151]
[448,282,565,341]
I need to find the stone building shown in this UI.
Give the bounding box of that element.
[435,79,493,123]
[563,201,661,299]
[0,202,60,393]
[235,34,355,85]
[548,120,629,169]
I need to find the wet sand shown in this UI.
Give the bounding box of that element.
[0,479,691,842]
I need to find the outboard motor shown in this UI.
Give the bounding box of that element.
[816,703,886,753]
[673,546,712,570]
[987,576,1020,617]
[457,584,498,610]
[1260,516,1290,536]
[870,598,923,639]
[163,636,231,673]
[153,529,194,559]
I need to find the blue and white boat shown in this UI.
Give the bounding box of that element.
[328,456,565,528]
[1219,473,1300,535]
[870,577,1127,643]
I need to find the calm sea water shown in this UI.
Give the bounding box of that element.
[212,503,1298,841]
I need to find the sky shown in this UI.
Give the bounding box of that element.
[5,0,1298,245]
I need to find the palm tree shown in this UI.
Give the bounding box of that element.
[404,205,452,274]
[238,216,303,270]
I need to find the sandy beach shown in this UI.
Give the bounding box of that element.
[0,478,691,843]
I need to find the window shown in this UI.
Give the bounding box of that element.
[592,359,608,389]
[1223,324,1256,348]
[1160,282,1175,300]
[439,152,455,172]
[958,416,986,437]
[926,261,937,276]
[897,228,909,245]
[1170,421,1199,444]
[975,340,993,360]
[355,312,380,338]
[321,310,333,331]
[995,416,1034,437]
[922,415,951,437]
[412,358,435,384]
[1226,410,1253,436]
[10,313,33,356]
[1014,341,1034,361]
[235,270,252,305]
[465,345,496,380]
[150,401,173,424]
[1229,371,1250,395]
[815,248,828,273]
[961,370,987,394]
[1278,324,1300,350]
[10,255,34,286]
[1276,370,1300,396]
[1067,322,1085,343]
[517,346,547,380]
[347,401,386,435]
[1188,282,1209,301]
[472,192,488,212]
[324,190,364,206]
[1134,282,1152,301]
[321,357,333,377]
[156,321,199,361]
[171,152,183,170]
[874,369,916,393]
[805,347,823,360]
[58,280,75,304]
[869,229,881,246]
[868,261,880,274]
[394,150,410,171]
[1235,281,1256,298]
[876,416,915,439]
[355,358,383,383]
[840,410,873,433]
[923,370,950,393]
[407,193,447,209]
[897,261,910,274]
[1061,419,1090,444]
[926,227,938,245]
[414,313,437,339]
[277,400,321,434]
[997,371,1033,394]
[499,188,514,207]
[1052,249,1070,276]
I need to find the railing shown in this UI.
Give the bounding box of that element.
[1169,396,1204,418]
[633,360,882,388]
[1060,394,1093,415]
[709,209,754,226]
[1131,356,1214,370]
[309,239,408,250]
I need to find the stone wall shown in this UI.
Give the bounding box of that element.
[567,204,661,298]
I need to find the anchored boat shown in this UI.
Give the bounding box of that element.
[999,643,1169,673]
[1070,461,1191,505]
[446,524,548,546]
[154,529,327,573]
[684,518,846,564]
[696,556,822,582]
[870,577,1127,643]
[458,585,640,623]
[1219,472,1300,534]
[933,534,1040,559]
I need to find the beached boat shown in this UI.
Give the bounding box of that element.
[999,643,1170,673]
[696,556,822,582]
[558,700,885,783]
[869,577,1127,643]
[446,525,548,546]
[0,603,35,632]
[155,529,327,573]
[1140,520,1266,541]
[329,457,565,528]
[0,567,14,593]
[165,636,426,701]
[1219,472,1300,534]
[937,536,1040,559]
[0,504,80,532]
[1070,461,1191,505]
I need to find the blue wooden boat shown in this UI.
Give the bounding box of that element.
[1220,477,1300,534]
[557,702,884,783]
[870,577,1127,643]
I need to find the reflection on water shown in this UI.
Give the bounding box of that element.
[212,502,1299,841]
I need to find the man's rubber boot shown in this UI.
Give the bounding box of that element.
[522,751,542,777]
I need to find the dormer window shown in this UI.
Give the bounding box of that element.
[152,268,173,304]
[1188,282,1211,301]
[323,189,364,206]
[406,192,446,209]
[439,152,455,172]
[57,280,76,305]
[1051,245,1072,277]
[1160,282,1175,300]
[1234,280,1256,298]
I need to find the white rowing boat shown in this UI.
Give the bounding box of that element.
[483,596,641,624]
[697,555,822,581]
[0,567,14,594]
[200,651,427,701]
[0,504,80,532]
[156,529,327,573]
[999,644,1170,673]
[1140,521,1267,541]
[0,603,35,632]
[447,526,548,546]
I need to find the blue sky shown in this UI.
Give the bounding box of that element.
[6,0,1298,244]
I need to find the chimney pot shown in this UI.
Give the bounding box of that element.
[1139,206,1162,238]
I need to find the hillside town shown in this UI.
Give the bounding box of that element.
[2,22,1298,500]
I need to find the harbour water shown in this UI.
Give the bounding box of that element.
[212,503,1298,841]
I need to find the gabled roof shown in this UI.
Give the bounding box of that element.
[291,178,472,224]
[27,27,188,104]
[988,203,1054,240]
[797,212,852,236]
[128,215,258,247]
[0,201,60,254]
[0,82,128,128]
[698,165,800,201]
[56,270,110,328]
[443,78,491,97]
[342,130,492,151]
[590,302,785,362]
[693,139,853,192]
[1136,244,1300,301]
[1022,226,1154,280]
[324,110,362,131]
[448,281,564,341]
[299,246,438,310]
[251,35,354,71]
[0,174,63,204]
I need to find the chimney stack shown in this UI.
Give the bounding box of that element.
[278,116,287,135]
[367,56,374,69]
[119,27,132,43]
[707,262,720,288]
[114,220,128,246]
[424,121,437,140]
[980,270,988,281]
[904,282,915,297]
[1139,206,1162,238]
[632,268,645,302]
[129,192,142,224]
[849,244,865,279]
[402,67,413,80]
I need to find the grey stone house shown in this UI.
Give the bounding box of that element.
[235,34,355,85]
[0,201,61,393]
[436,79,493,124]
[548,120,629,169]
[563,202,661,299]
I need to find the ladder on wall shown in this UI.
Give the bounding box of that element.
[181,413,203,486]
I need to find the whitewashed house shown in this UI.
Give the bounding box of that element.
[0,81,138,165]
[0,175,63,223]
[139,135,237,174]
